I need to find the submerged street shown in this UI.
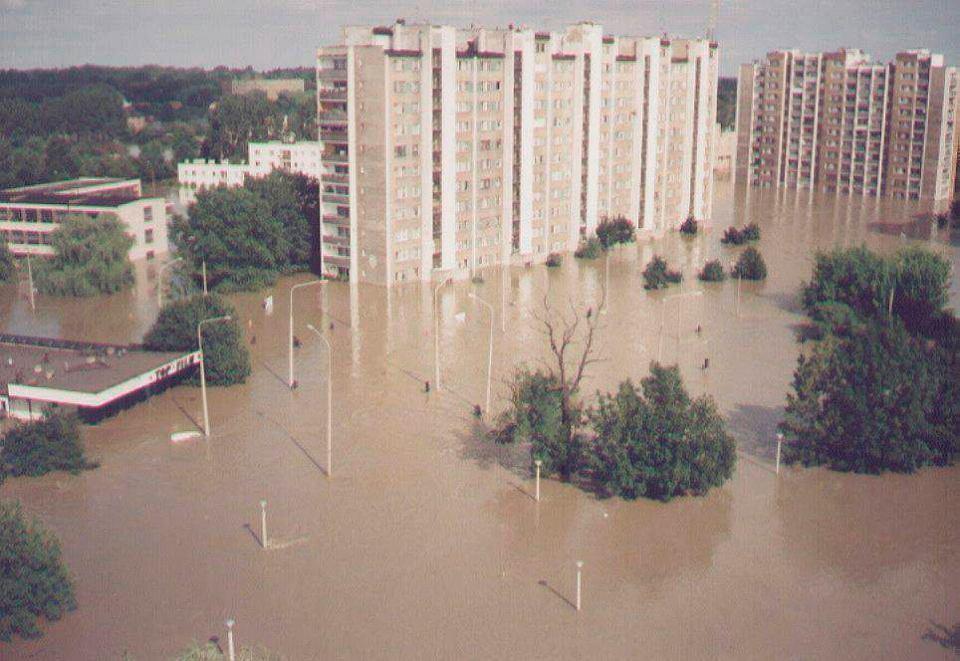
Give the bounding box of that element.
[2,179,959,659]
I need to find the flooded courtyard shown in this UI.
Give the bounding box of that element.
[2,179,959,659]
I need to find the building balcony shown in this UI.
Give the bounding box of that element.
[318,68,348,81]
[323,234,350,247]
[323,172,349,184]
[318,88,348,101]
[321,129,348,143]
[322,193,350,205]
[323,255,351,268]
[324,152,349,164]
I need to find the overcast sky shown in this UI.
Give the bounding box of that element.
[1,0,958,76]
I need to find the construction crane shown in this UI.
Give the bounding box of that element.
[706,0,720,41]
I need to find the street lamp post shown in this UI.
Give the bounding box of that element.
[225,619,236,661]
[157,257,183,308]
[433,277,450,390]
[575,560,583,611]
[306,323,333,477]
[259,499,268,549]
[25,253,35,312]
[468,292,494,415]
[776,432,784,475]
[197,315,232,438]
[534,459,542,502]
[289,279,324,389]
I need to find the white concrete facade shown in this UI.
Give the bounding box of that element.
[317,21,719,285]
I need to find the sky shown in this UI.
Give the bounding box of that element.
[1,0,958,76]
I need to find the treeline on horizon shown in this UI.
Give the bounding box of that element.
[0,65,318,190]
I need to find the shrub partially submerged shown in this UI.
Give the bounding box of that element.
[574,236,603,260]
[1,412,96,480]
[643,255,682,290]
[698,259,726,282]
[721,223,760,245]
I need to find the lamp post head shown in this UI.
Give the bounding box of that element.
[223,315,232,322]
[306,323,317,333]
[534,459,542,468]
[260,499,267,508]
[777,432,784,441]
[576,560,583,569]
[225,618,235,629]
[468,292,477,300]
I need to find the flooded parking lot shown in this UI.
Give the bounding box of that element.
[2,180,959,659]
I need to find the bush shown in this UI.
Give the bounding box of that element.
[732,246,767,280]
[545,252,562,268]
[721,223,760,246]
[34,214,134,297]
[1,412,96,480]
[643,255,681,290]
[143,294,250,386]
[587,363,736,501]
[595,217,635,248]
[781,321,960,473]
[0,501,76,641]
[0,241,13,282]
[698,259,726,282]
[574,235,602,260]
[679,217,698,236]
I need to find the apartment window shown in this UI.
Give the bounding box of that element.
[143,206,153,222]
[145,228,154,244]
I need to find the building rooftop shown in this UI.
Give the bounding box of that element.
[0,334,196,399]
[0,178,144,208]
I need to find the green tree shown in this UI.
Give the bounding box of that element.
[573,235,602,260]
[35,214,134,297]
[137,139,174,184]
[244,171,312,270]
[781,321,960,473]
[0,240,14,282]
[801,246,950,332]
[143,294,251,386]
[0,412,96,480]
[642,255,681,290]
[732,246,767,280]
[0,501,76,641]
[595,217,635,248]
[587,364,736,501]
[698,259,726,282]
[203,93,278,161]
[175,641,281,660]
[679,217,699,235]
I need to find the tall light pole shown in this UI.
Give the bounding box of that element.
[202,260,208,296]
[306,323,333,477]
[197,315,232,438]
[25,253,35,312]
[225,619,236,661]
[433,277,450,390]
[289,279,324,389]
[157,256,183,308]
[468,292,494,415]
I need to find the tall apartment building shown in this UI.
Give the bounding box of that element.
[736,48,960,202]
[316,20,718,284]
[0,178,168,260]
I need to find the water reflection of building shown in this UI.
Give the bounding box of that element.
[736,48,960,205]
[316,20,719,285]
[177,140,322,205]
[0,334,199,421]
[0,178,169,261]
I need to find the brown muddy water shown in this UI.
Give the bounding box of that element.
[2,180,959,660]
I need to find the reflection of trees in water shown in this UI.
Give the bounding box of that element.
[597,489,733,594]
[775,468,960,585]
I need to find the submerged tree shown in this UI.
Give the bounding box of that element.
[732,246,767,281]
[143,294,250,386]
[0,501,76,641]
[35,214,134,297]
[0,412,96,480]
[587,363,736,501]
[494,291,605,479]
[595,216,635,248]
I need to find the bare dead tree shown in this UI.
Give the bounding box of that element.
[533,285,606,434]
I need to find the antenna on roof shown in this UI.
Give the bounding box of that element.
[706,0,721,40]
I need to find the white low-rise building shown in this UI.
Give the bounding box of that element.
[177,141,322,204]
[0,178,169,261]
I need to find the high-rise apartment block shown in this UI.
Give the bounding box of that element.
[316,21,718,284]
[736,48,960,202]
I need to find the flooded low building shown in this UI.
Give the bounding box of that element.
[0,334,200,421]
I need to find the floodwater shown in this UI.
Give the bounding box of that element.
[2,180,959,660]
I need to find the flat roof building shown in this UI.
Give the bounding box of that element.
[0,178,169,261]
[229,77,306,101]
[317,20,719,284]
[0,334,200,421]
[177,141,322,204]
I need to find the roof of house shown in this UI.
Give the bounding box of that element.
[0,178,144,208]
